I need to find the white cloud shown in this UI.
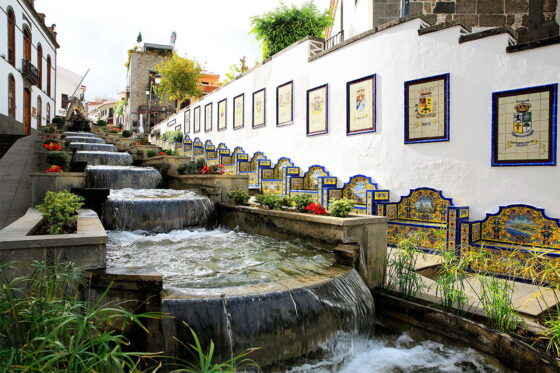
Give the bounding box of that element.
[35,0,331,100]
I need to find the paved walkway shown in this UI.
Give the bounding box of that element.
[0,135,37,229]
[387,248,560,320]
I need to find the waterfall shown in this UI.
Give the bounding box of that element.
[64,132,97,137]
[65,136,104,144]
[73,151,133,166]
[68,143,117,152]
[103,189,215,231]
[85,166,162,189]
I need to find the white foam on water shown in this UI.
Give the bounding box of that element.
[108,188,205,200]
[86,165,156,171]
[285,333,499,373]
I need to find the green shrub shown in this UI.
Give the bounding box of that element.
[96,119,107,126]
[36,191,84,234]
[121,130,132,138]
[177,159,206,175]
[228,189,250,205]
[46,151,70,168]
[108,129,118,134]
[329,198,356,218]
[100,126,107,131]
[146,150,157,158]
[280,195,293,209]
[51,116,64,124]
[162,130,184,144]
[42,126,53,133]
[255,194,282,210]
[164,149,176,156]
[292,194,314,212]
[0,262,162,372]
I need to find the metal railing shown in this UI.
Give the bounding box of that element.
[21,59,39,86]
[325,31,344,50]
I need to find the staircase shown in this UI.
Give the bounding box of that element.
[0,134,25,159]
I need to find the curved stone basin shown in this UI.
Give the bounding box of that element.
[85,166,162,189]
[73,151,133,166]
[107,228,374,367]
[65,136,104,144]
[68,143,117,152]
[103,189,214,231]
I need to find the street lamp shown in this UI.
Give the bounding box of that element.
[145,85,151,136]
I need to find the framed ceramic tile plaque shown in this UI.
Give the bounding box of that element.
[193,106,200,133]
[218,99,227,131]
[184,109,190,134]
[252,88,266,128]
[306,84,328,136]
[404,73,450,144]
[276,81,293,126]
[347,74,376,135]
[204,103,212,132]
[233,93,244,129]
[492,84,557,166]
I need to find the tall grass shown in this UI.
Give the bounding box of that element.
[385,232,426,299]
[433,236,469,314]
[0,261,161,372]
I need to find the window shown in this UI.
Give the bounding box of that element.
[401,0,410,16]
[61,94,69,109]
[37,44,43,89]
[23,26,31,61]
[46,102,51,123]
[46,56,52,96]
[7,8,16,66]
[8,75,16,118]
[37,96,42,127]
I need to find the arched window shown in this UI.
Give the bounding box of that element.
[37,44,43,89]
[46,56,52,96]
[46,102,51,123]
[7,8,16,66]
[23,25,31,62]
[37,96,42,127]
[8,75,16,118]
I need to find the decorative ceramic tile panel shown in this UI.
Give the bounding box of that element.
[347,75,376,135]
[492,84,557,166]
[307,84,328,136]
[277,81,293,126]
[405,73,450,144]
[396,189,451,223]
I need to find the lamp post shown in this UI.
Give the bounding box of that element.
[145,74,161,135]
[145,84,151,135]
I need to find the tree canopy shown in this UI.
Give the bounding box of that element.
[250,1,332,60]
[154,53,203,103]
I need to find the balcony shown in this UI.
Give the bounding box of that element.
[21,59,39,86]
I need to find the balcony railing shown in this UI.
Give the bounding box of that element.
[325,31,344,50]
[138,105,173,114]
[21,59,39,86]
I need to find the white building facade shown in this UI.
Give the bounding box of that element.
[0,0,58,135]
[55,66,86,116]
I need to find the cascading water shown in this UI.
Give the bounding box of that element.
[73,151,133,166]
[85,165,162,189]
[64,131,97,137]
[65,136,105,144]
[103,189,214,231]
[68,142,117,152]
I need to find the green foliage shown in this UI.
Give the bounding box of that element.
[164,149,176,156]
[96,119,107,126]
[0,262,161,372]
[329,198,356,218]
[177,159,206,175]
[146,150,158,158]
[36,191,84,235]
[251,1,332,59]
[171,322,260,373]
[121,130,132,138]
[42,126,53,133]
[51,116,64,124]
[228,189,250,205]
[542,307,560,357]
[292,194,314,212]
[163,130,184,144]
[46,151,70,168]
[222,57,250,84]
[385,233,426,299]
[475,275,522,332]
[114,99,127,118]
[280,195,293,209]
[255,194,282,210]
[155,53,204,103]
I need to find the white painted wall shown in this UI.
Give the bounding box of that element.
[55,66,85,114]
[154,19,560,220]
[330,0,374,39]
[0,0,57,129]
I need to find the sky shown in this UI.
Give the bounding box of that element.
[35,0,331,101]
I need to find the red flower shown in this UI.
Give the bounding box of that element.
[43,142,62,151]
[305,202,328,215]
[159,151,167,156]
[44,165,63,173]
[135,141,141,145]
[200,166,210,174]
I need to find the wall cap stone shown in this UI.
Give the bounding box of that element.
[459,26,518,44]
[507,35,560,53]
